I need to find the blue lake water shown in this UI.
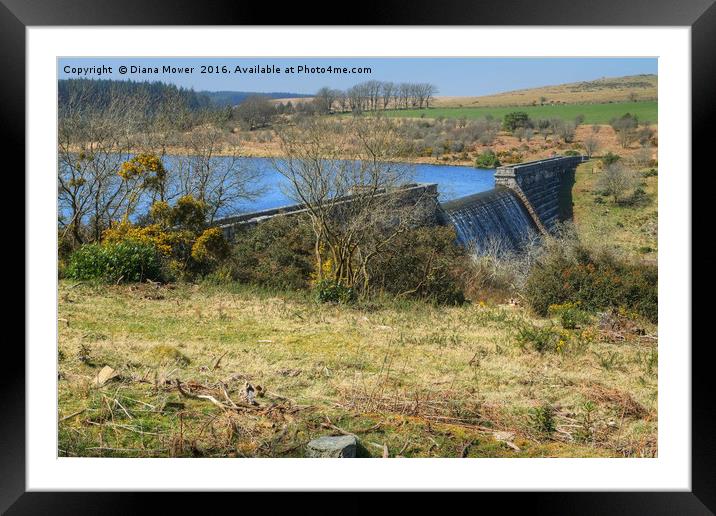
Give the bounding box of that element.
[59,155,496,221]
[227,157,495,214]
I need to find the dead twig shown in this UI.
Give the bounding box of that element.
[212,351,229,371]
[59,409,86,422]
[321,416,355,436]
[175,379,259,412]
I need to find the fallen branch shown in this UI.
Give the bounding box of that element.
[59,409,86,422]
[321,416,355,436]
[176,379,229,410]
[175,379,259,412]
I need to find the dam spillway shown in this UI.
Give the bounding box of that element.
[438,155,584,253]
[439,187,538,253]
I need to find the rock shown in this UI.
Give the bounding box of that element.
[306,435,358,458]
[92,365,119,387]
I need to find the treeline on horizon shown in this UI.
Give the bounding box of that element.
[58,79,313,114]
[58,78,439,117]
[58,79,213,115]
[305,81,439,115]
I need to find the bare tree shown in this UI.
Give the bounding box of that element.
[314,87,340,114]
[271,116,424,292]
[380,81,395,110]
[58,85,149,244]
[583,134,600,159]
[347,84,368,114]
[598,162,636,204]
[398,83,412,109]
[172,118,264,222]
[420,83,438,108]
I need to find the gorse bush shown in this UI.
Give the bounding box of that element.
[528,404,556,436]
[502,111,532,132]
[103,220,190,258]
[66,241,162,283]
[191,227,230,265]
[601,152,621,166]
[548,302,591,329]
[524,240,657,322]
[515,322,560,353]
[101,196,230,280]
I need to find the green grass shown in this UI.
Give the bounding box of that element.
[381,101,657,125]
[572,160,658,261]
[58,280,657,458]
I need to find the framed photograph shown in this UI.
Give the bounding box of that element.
[7,0,714,509]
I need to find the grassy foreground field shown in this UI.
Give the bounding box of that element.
[58,276,657,458]
[382,101,657,125]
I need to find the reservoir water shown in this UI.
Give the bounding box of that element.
[225,157,495,214]
[59,155,495,221]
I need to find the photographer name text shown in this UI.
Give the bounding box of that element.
[62,63,373,77]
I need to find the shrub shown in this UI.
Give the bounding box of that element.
[366,226,468,305]
[548,302,591,329]
[314,280,355,304]
[524,241,657,322]
[66,241,162,283]
[516,322,560,353]
[629,186,649,205]
[475,149,501,168]
[597,162,637,204]
[601,152,621,166]
[227,216,314,290]
[502,111,532,132]
[528,404,556,436]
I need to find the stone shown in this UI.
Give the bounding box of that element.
[306,435,358,458]
[92,365,119,387]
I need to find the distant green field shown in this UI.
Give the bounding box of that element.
[381,101,657,125]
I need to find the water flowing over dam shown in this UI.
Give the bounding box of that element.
[438,187,537,253]
[438,155,584,253]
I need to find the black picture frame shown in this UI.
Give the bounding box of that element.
[5,0,714,510]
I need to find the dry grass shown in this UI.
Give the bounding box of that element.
[134,122,657,170]
[434,75,657,108]
[58,280,657,458]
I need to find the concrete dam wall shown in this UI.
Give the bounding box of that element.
[493,155,583,231]
[214,155,584,254]
[439,155,584,253]
[213,183,440,241]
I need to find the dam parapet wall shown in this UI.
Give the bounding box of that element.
[494,155,584,231]
[213,183,439,241]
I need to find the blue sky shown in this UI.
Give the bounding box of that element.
[58,57,657,96]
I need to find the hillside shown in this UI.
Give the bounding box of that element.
[434,74,658,108]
